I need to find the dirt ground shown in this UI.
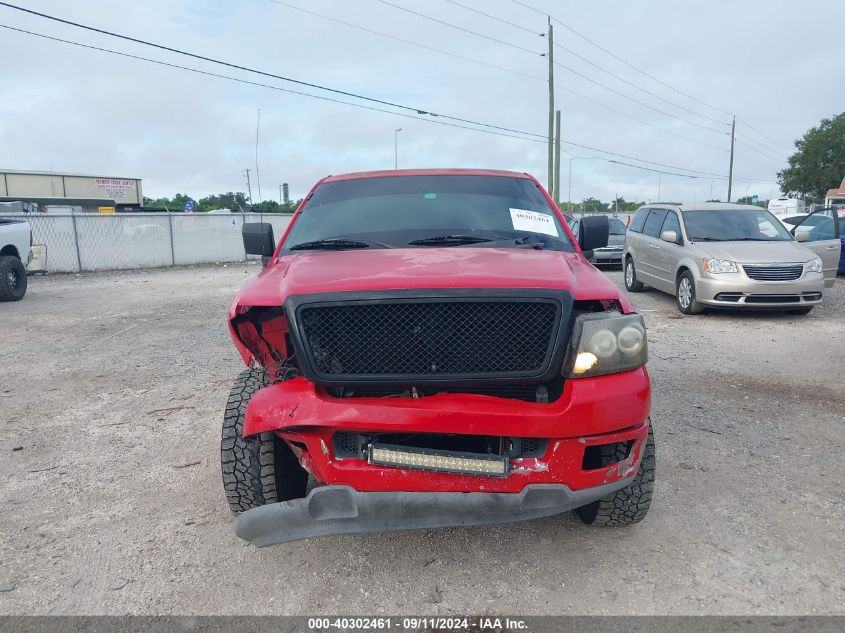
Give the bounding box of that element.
[1,264,843,615]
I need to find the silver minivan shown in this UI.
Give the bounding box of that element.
[623,203,840,315]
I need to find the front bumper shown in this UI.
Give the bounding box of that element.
[235,480,632,546]
[590,248,623,264]
[695,273,824,308]
[243,371,651,494]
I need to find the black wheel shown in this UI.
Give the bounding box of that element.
[575,423,655,526]
[0,256,27,301]
[221,367,308,513]
[676,270,703,315]
[624,257,645,292]
[785,306,813,315]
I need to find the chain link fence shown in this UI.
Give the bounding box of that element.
[0,212,292,273]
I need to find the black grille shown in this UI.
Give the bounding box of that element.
[744,294,801,304]
[742,264,803,281]
[297,299,560,382]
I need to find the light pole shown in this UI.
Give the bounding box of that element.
[394,128,402,170]
[657,174,662,201]
[279,184,283,205]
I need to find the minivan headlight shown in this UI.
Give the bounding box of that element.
[805,258,822,273]
[703,258,738,273]
[565,313,648,378]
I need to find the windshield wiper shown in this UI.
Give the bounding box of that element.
[408,234,544,249]
[408,234,495,246]
[690,237,725,242]
[289,238,388,251]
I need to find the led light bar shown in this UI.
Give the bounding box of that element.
[368,444,508,478]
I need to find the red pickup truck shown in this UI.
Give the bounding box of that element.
[223,169,654,546]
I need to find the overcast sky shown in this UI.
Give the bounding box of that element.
[1,0,843,205]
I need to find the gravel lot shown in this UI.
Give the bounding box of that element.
[1,264,843,615]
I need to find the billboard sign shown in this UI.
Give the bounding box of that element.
[95,178,136,199]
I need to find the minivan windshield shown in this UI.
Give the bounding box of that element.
[682,208,792,242]
[283,175,574,252]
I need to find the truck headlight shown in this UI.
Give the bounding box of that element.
[804,258,822,273]
[703,258,737,273]
[565,313,648,378]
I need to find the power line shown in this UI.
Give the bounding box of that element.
[268,0,727,153]
[734,138,785,163]
[509,0,796,157]
[0,19,773,183]
[552,40,728,126]
[265,0,540,82]
[737,126,793,156]
[505,0,734,119]
[0,24,540,144]
[373,0,539,55]
[735,135,784,160]
[375,0,728,135]
[552,60,728,135]
[440,0,538,35]
[0,0,543,140]
[443,0,728,127]
[735,119,794,154]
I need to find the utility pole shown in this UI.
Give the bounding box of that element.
[553,110,561,207]
[657,173,661,200]
[243,169,253,204]
[394,128,402,170]
[279,184,283,205]
[567,158,572,213]
[546,17,554,199]
[727,115,736,202]
[255,108,262,203]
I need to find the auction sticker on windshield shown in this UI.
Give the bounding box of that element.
[509,208,558,236]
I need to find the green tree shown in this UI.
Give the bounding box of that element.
[778,112,845,201]
[197,192,249,213]
[580,197,609,214]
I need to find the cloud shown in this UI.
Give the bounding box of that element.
[0,0,842,203]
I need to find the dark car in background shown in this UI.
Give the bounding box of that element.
[569,216,627,266]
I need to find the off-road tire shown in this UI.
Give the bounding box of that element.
[0,256,27,301]
[575,423,655,526]
[785,306,813,315]
[676,270,703,315]
[221,367,307,513]
[624,257,645,292]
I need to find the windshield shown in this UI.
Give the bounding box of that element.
[282,175,573,252]
[682,209,792,242]
[609,217,627,235]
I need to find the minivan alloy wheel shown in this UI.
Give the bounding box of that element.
[625,262,634,287]
[678,277,692,309]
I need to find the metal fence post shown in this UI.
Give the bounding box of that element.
[242,214,248,262]
[70,212,82,272]
[167,212,176,266]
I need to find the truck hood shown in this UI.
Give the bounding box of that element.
[232,247,630,313]
[693,240,817,263]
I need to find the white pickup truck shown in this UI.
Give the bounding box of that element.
[0,219,32,301]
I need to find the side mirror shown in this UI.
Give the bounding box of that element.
[243,222,275,264]
[578,214,609,256]
[660,230,678,243]
[794,229,810,242]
